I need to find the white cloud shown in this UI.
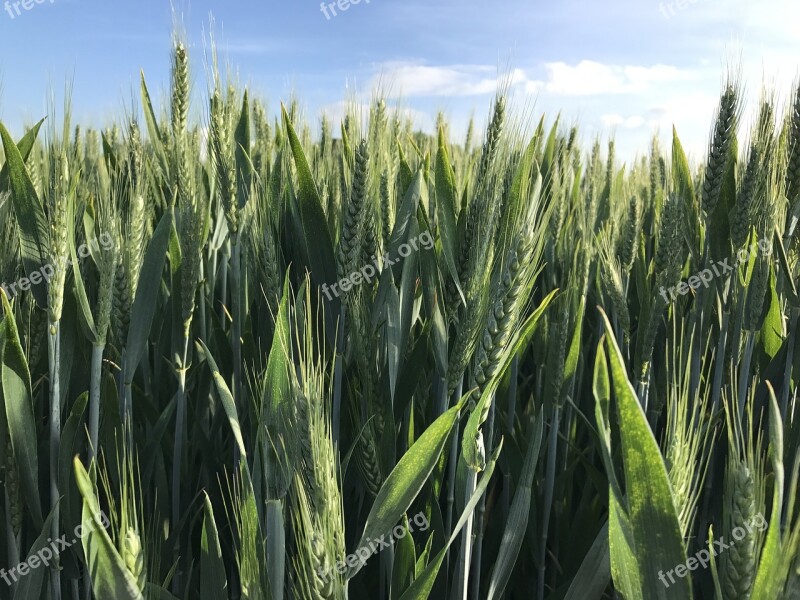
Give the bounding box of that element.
[369,60,693,100]
[362,56,793,161]
[626,115,646,128]
[601,114,646,129]
[601,114,625,127]
[596,91,719,159]
[372,63,521,97]
[535,61,691,96]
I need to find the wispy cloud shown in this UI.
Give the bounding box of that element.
[371,62,525,97]
[601,114,646,129]
[370,59,693,100]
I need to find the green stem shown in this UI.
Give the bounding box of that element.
[729,286,745,371]
[219,244,229,321]
[48,321,62,600]
[436,374,448,417]
[636,362,651,415]
[781,310,799,419]
[123,386,133,450]
[332,303,345,447]
[689,308,703,404]
[538,404,560,600]
[266,500,285,600]
[710,310,730,413]
[380,542,394,600]
[199,259,207,343]
[171,333,190,595]
[502,358,518,520]
[457,468,478,600]
[689,244,710,402]
[231,236,242,465]
[142,344,153,400]
[119,349,128,420]
[471,390,496,598]
[88,343,104,461]
[737,331,755,419]
[444,376,464,590]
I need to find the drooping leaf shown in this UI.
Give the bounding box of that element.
[391,515,418,599]
[462,290,556,470]
[672,127,700,256]
[74,458,145,600]
[69,219,98,344]
[12,508,57,600]
[124,209,172,384]
[0,118,45,194]
[349,398,466,580]
[435,126,463,304]
[197,340,247,461]
[59,392,89,545]
[280,104,336,290]
[1,292,43,527]
[260,273,294,498]
[599,308,691,599]
[201,493,228,600]
[563,521,611,600]
[397,442,502,599]
[486,418,544,599]
[0,122,51,309]
[759,266,784,359]
[608,492,642,600]
[139,72,168,177]
[235,90,252,210]
[751,382,790,598]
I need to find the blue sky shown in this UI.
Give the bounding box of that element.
[0,0,797,161]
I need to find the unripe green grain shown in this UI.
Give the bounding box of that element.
[337,139,369,282]
[730,146,761,250]
[112,255,131,345]
[357,425,384,498]
[620,195,641,271]
[210,88,238,234]
[602,258,630,333]
[470,234,534,394]
[654,193,684,285]
[122,528,146,592]
[722,460,758,599]
[746,256,769,330]
[380,168,392,248]
[171,42,190,139]
[47,150,71,325]
[476,96,505,187]
[703,84,740,215]
[787,81,800,203]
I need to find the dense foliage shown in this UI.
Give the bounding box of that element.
[1,41,800,599]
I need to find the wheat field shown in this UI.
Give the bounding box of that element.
[0,37,799,600]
